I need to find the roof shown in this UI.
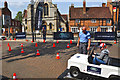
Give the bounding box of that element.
[69,7,112,19]
[23,10,27,18]
[61,14,68,21]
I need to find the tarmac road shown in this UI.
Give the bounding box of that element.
[1,40,119,79]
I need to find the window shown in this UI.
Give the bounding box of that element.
[75,19,80,23]
[71,27,78,33]
[49,23,52,29]
[44,3,49,16]
[12,22,14,26]
[16,22,17,26]
[106,19,111,23]
[25,19,27,24]
[101,28,107,32]
[90,27,97,32]
[91,19,96,23]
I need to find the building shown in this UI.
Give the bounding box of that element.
[22,0,68,34]
[110,1,120,31]
[69,0,113,35]
[0,1,22,36]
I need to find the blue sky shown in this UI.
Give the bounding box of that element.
[0,0,115,19]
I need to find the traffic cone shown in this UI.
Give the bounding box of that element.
[13,73,17,80]
[5,38,7,40]
[35,43,38,47]
[31,41,33,43]
[21,43,23,47]
[43,39,45,43]
[26,39,28,42]
[21,48,24,53]
[10,38,11,40]
[36,50,40,56]
[70,40,72,44]
[56,40,59,43]
[100,40,101,43]
[8,46,11,51]
[53,43,56,47]
[114,40,116,44]
[56,53,60,59]
[67,43,70,48]
[7,43,10,47]
[14,38,16,41]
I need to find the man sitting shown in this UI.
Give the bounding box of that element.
[92,43,109,65]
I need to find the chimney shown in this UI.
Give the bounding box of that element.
[102,3,106,7]
[71,4,74,8]
[4,1,8,8]
[83,0,86,14]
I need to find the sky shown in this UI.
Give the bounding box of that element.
[0,0,116,19]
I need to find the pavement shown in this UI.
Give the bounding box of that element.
[0,37,119,79]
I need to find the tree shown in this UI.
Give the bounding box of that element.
[14,11,22,23]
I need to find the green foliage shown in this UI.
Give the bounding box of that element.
[14,11,22,23]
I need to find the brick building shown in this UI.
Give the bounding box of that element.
[0,1,22,36]
[69,0,113,35]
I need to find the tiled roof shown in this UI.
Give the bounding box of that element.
[61,14,68,21]
[69,7,112,19]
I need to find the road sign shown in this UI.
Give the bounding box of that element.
[53,32,74,40]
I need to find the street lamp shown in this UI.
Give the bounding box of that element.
[115,0,118,41]
[31,0,34,42]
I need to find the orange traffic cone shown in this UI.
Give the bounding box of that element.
[67,43,70,48]
[21,48,24,53]
[70,40,72,44]
[100,40,101,43]
[43,39,45,43]
[31,41,33,43]
[7,43,10,47]
[8,46,11,51]
[10,38,11,40]
[13,73,17,80]
[5,38,7,40]
[56,40,59,43]
[14,38,16,41]
[21,43,23,47]
[56,53,60,59]
[35,43,38,47]
[53,43,56,47]
[36,50,40,56]
[114,40,116,44]
[26,39,28,42]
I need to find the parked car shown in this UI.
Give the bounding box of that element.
[117,32,120,38]
[0,35,6,40]
[67,49,120,80]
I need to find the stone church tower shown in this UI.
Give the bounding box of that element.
[22,0,68,34]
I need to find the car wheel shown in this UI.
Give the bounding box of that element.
[70,67,82,78]
[109,76,120,80]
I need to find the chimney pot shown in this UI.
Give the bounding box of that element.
[102,3,106,7]
[4,1,8,8]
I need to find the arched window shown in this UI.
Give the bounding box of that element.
[44,3,49,16]
[49,23,52,29]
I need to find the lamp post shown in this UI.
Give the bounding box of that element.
[31,0,34,42]
[115,0,118,41]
